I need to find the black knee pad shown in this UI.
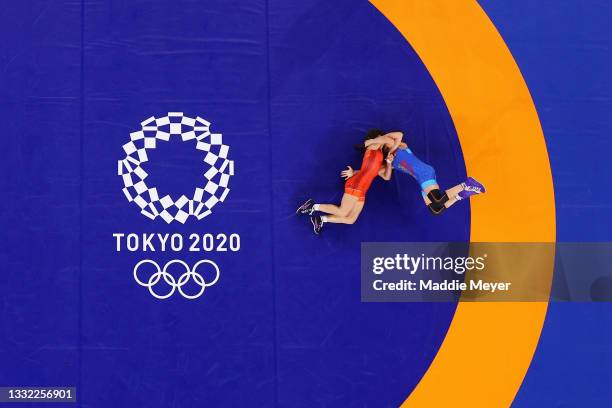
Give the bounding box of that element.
[427,189,449,204]
[428,201,446,215]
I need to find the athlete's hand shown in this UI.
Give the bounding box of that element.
[341,166,354,180]
[386,152,395,163]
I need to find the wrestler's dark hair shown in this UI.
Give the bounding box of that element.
[365,129,384,141]
[355,129,389,157]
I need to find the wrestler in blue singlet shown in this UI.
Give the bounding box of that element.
[391,147,437,191]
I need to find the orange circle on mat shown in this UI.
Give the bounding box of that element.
[369,1,556,407]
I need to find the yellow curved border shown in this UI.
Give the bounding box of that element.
[369,1,556,406]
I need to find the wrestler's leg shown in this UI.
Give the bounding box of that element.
[317,193,359,217]
[439,178,485,209]
[421,185,450,214]
[324,199,364,224]
[445,183,464,198]
[297,194,357,216]
[310,195,362,233]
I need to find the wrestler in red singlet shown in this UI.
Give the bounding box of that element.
[344,148,383,201]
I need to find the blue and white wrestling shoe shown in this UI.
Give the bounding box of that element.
[458,177,486,199]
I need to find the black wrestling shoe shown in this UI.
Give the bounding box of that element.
[310,215,324,234]
[296,198,315,215]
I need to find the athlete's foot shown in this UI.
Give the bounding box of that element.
[296,198,315,215]
[458,177,485,199]
[310,215,324,234]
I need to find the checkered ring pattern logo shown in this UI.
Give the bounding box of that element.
[118,112,234,224]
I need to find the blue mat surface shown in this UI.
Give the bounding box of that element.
[0,1,469,406]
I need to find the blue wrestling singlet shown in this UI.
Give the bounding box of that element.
[392,147,438,191]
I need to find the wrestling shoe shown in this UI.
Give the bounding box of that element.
[458,177,486,200]
[296,198,315,215]
[310,215,324,234]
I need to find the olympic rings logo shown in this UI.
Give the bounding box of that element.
[133,259,220,300]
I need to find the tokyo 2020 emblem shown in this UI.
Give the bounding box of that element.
[118,112,234,224]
